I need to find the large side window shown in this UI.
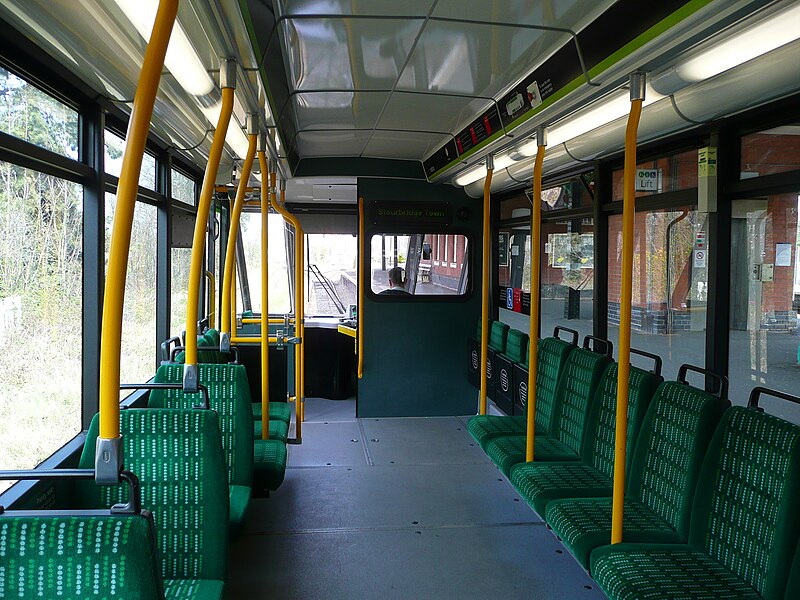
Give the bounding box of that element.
[0,162,83,490]
[105,194,157,388]
[104,129,156,190]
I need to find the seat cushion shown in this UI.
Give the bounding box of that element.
[229,484,251,534]
[545,497,682,569]
[253,401,292,424]
[468,415,527,449]
[253,439,287,491]
[254,418,289,443]
[164,579,225,600]
[591,544,762,600]
[508,462,613,516]
[485,434,579,476]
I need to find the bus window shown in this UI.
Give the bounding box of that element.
[239,212,291,315]
[306,233,357,316]
[369,233,469,297]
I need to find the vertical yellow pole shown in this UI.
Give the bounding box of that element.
[97,0,176,463]
[357,197,364,379]
[478,158,494,415]
[271,175,303,440]
[298,225,305,422]
[258,143,270,440]
[611,74,646,544]
[221,120,258,343]
[184,64,235,373]
[526,128,547,462]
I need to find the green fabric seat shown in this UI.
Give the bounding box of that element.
[547,379,727,569]
[253,439,288,491]
[0,514,164,599]
[253,401,292,424]
[205,328,221,347]
[164,580,225,600]
[510,362,661,516]
[592,405,800,600]
[499,328,528,364]
[476,319,510,353]
[468,336,573,449]
[229,485,251,536]
[78,409,228,600]
[485,345,609,475]
[150,363,255,526]
[254,418,289,443]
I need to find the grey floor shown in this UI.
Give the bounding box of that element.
[229,398,607,599]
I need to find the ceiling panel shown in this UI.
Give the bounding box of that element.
[432,0,615,30]
[279,0,434,17]
[281,17,423,90]
[295,130,372,157]
[396,20,570,98]
[377,92,491,134]
[292,91,390,130]
[362,131,451,160]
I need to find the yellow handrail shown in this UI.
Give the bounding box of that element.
[357,197,364,379]
[258,144,270,440]
[526,130,546,462]
[271,174,304,437]
[221,130,257,339]
[98,0,176,468]
[185,78,234,368]
[242,317,295,324]
[478,159,494,415]
[205,271,216,330]
[231,259,237,334]
[611,74,645,545]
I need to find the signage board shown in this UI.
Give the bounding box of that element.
[635,169,662,192]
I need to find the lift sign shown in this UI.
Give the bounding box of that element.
[635,169,662,192]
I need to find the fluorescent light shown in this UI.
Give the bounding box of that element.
[227,124,251,159]
[652,3,800,94]
[112,0,214,96]
[454,154,514,186]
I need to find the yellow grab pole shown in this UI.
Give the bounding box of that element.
[357,197,365,379]
[298,225,305,422]
[97,0,176,479]
[271,175,303,439]
[184,66,235,374]
[611,74,646,545]
[526,128,547,462]
[221,118,258,346]
[478,158,494,415]
[205,271,216,330]
[258,142,270,439]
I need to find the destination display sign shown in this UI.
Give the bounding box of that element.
[370,201,453,227]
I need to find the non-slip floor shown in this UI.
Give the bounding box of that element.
[229,398,607,599]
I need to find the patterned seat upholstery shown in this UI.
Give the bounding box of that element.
[78,409,228,599]
[468,336,573,448]
[485,345,609,475]
[591,406,800,600]
[253,417,289,443]
[253,401,292,424]
[546,379,726,569]
[150,363,262,531]
[0,514,164,599]
[509,362,660,516]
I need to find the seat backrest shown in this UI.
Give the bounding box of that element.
[0,513,164,599]
[489,321,510,352]
[78,409,229,582]
[150,363,254,489]
[549,347,610,454]
[205,328,221,347]
[627,380,726,540]
[531,336,574,433]
[689,406,800,600]
[503,329,528,364]
[581,362,662,479]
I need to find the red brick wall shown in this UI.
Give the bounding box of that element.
[762,194,798,313]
